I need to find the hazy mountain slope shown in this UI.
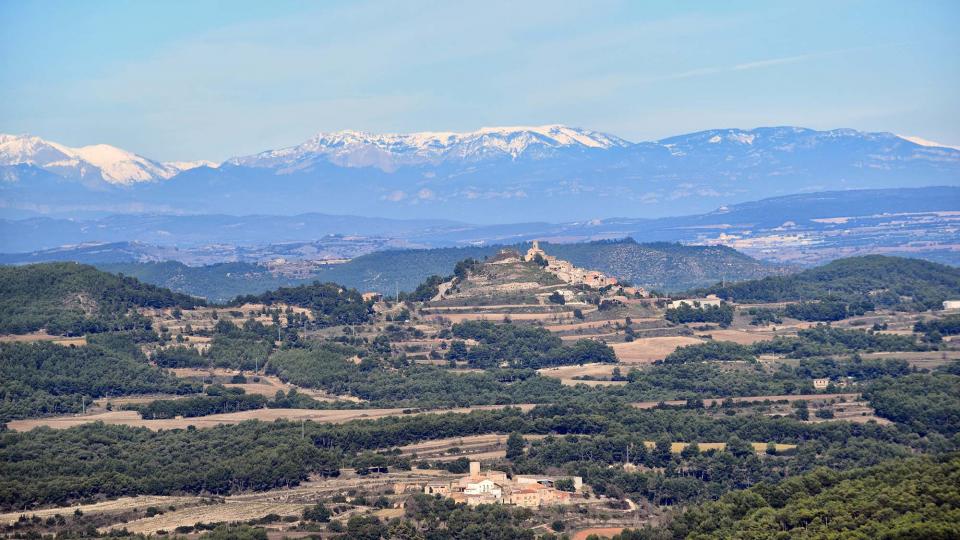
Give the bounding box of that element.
[97,261,310,304]
[0,211,458,253]
[3,186,955,266]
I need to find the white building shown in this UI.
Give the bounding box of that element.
[464,479,503,499]
[943,300,960,310]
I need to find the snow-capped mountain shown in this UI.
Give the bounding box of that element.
[2,125,958,222]
[658,126,957,156]
[0,134,215,185]
[228,125,631,172]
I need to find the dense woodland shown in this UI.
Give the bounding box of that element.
[450,321,617,369]
[0,340,198,422]
[671,454,960,539]
[232,282,373,326]
[664,303,735,327]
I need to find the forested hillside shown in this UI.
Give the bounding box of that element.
[671,454,960,539]
[699,255,960,310]
[232,282,373,326]
[0,263,204,335]
[0,338,199,421]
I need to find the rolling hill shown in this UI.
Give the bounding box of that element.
[699,255,960,310]
[0,262,204,335]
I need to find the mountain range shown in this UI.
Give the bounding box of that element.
[3,125,958,221]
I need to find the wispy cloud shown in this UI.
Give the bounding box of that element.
[641,45,882,84]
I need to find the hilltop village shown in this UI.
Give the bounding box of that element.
[523,240,621,289]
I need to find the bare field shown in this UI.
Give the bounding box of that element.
[425,304,551,311]
[562,379,628,387]
[100,469,457,535]
[611,336,704,363]
[389,433,554,464]
[638,441,797,453]
[855,350,960,369]
[544,318,633,332]
[631,393,860,410]
[697,329,778,345]
[0,332,86,346]
[106,501,309,535]
[0,496,202,526]
[93,394,189,408]
[573,528,627,540]
[8,404,537,432]
[559,332,619,341]
[169,367,358,402]
[537,363,618,380]
[437,312,574,323]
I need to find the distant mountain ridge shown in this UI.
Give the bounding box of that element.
[2,187,956,267]
[3,125,957,221]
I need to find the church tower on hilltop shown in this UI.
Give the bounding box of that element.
[524,240,545,262]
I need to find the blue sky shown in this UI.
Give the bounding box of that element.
[1,0,958,161]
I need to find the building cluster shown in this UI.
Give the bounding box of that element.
[395,462,582,508]
[524,241,618,289]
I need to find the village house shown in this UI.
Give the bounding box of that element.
[362,292,383,302]
[813,378,831,390]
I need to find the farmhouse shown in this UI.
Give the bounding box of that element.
[943,300,960,310]
[413,461,580,507]
[813,378,831,390]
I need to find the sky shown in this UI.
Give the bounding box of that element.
[1,0,958,162]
